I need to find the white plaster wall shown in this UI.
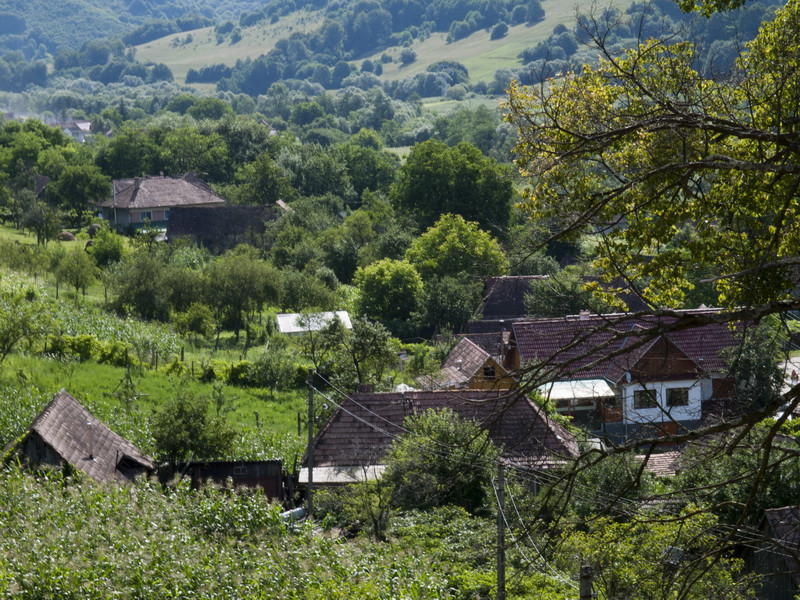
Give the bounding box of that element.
[623,379,707,424]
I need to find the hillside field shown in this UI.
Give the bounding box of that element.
[134,9,323,83]
[136,0,631,86]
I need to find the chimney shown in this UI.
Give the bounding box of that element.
[356,383,373,394]
[455,359,463,371]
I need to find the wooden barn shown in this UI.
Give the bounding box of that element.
[167,204,279,252]
[3,389,155,484]
[165,460,284,500]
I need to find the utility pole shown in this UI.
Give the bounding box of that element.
[579,563,593,600]
[306,369,314,517]
[497,462,506,600]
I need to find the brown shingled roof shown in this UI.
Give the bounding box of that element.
[638,450,682,476]
[306,389,578,471]
[10,389,155,484]
[97,173,225,210]
[442,338,491,377]
[511,310,737,383]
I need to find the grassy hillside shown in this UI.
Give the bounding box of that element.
[135,9,322,84]
[137,0,630,87]
[0,0,277,52]
[375,0,604,83]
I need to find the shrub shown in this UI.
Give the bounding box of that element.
[399,48,417,65]
[490,22,509,40]
[164,356,188,376]
[226,360,255,386]
[66,334,98,361]
[97,340,135,367]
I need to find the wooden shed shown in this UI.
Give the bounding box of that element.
[4,389,155,484]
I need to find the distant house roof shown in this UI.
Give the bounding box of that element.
[462,331,508,357]
[442,337,491,377]
[305,389,578,474]
[510,310,737,383]
[419,337,510,390]
[276,311,351,335]
[5,389,155,484]
[97,173,226,210]
[34,173,50,199]
[638,450,682,476]
[479,276,548,320]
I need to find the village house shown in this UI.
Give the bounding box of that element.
[59,120,92,143]
[300,389,578,486]
[96,173,225,230]
[504,310,739,442]
[417,336,514,390]
[3,389,155,484]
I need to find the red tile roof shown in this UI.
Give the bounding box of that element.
[511,310,738,383]
[306,389,578,470]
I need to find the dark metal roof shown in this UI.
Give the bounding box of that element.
[306,389,578,470]
[97,173,225,210]
[17,389,155,484]
[480,276,548,320]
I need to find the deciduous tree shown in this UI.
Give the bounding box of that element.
[405,213,508,281]
[391,140,513,234]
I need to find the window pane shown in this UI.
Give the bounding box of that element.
[666,387,689,407]
[634,389,657,409]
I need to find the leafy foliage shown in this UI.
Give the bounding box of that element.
[384,408,501,514]
[506,0,800,309]
[150,385,236,461]
[392,140,514,233]
[405,213,508,281]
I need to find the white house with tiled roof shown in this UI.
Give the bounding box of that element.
[504,310,740,441]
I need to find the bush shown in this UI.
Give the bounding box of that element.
[66,334,98,361]
[151,387,236,461]
[88,226,126,267]
[490,22,509,40]
[399,48,417,65]
[97,340,136,367]
[226,360,255,386]
[384,408,500,514]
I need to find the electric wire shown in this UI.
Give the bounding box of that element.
[307,375,779,557]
